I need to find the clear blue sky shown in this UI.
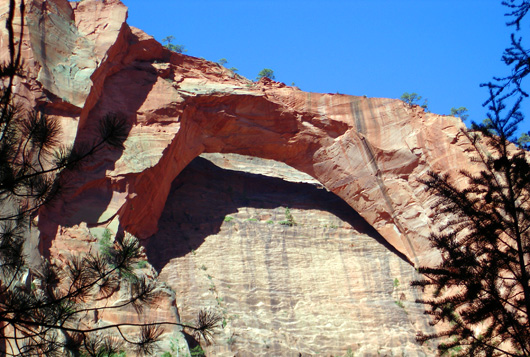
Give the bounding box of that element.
[121,0,529,134]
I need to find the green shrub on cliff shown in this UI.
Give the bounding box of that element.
[256,68,275,80]
[400,92,428,110]
[279,207,297,226]
[162,36,187,54]
[449,106,469,121]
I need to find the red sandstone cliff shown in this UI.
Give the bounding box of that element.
[1,0,485,354]
[2,0,473,266]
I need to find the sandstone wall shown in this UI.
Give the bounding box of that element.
[153,153,437,356]
[0,0,485,354]
[2,0,476,267]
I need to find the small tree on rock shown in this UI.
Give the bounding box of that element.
[256,68,275,80]
[400,92,429,110]
[162,36,187,54]
[450,106,469,122]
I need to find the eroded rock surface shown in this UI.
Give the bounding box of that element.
[3,0,477,268]
[0,0,484,354]
[152,153,436,356]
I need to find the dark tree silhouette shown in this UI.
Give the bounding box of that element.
[413,1,530,356]
[0,1,219,355]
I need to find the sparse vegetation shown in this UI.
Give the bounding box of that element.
[393,278,400,288]
[99,228,114,257]
[395,300,407,314]
[517,132,530,149]
[190,345,206,357]
[216,58,238,72]
[226,335,236,346]
[161,334,187,357]
[449,106,469,121]
[343,347,355,357]
[400,92,429,110]
[279,207,297,226]
[162,35,187,53]
[137,260,148,269]
[256,68,275,80]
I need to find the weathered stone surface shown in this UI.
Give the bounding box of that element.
[151,153,437,356]
[1,0,487,354]
[19,2,475,267]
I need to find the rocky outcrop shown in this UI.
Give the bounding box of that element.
[153,153,437,356]
[1,0,484,354]
[4,0,475,267]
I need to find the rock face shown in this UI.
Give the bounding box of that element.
[1,0,484,354]
[2,0,476,266]
[154,153,437,356]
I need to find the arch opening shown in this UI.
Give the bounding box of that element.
[147,153,431,356]
[144,153,411,271]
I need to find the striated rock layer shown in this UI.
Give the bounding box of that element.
[0,0,484,354]
[5,0,474,267]
[154,153,437,356]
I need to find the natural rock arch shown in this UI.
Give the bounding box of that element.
[113,88,434,265]
[3,1,480,354]
[74,48,467,267]
[4,0,476,267]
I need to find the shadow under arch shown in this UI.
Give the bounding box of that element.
[117,86,428,267]
[144,155,411,272]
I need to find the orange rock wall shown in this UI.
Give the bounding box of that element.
[0,0,490,353]
[1,0,479,267]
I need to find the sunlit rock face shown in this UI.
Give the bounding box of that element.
[0,0,484,354]
[152,153,437,356]
[3,0,475,266]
